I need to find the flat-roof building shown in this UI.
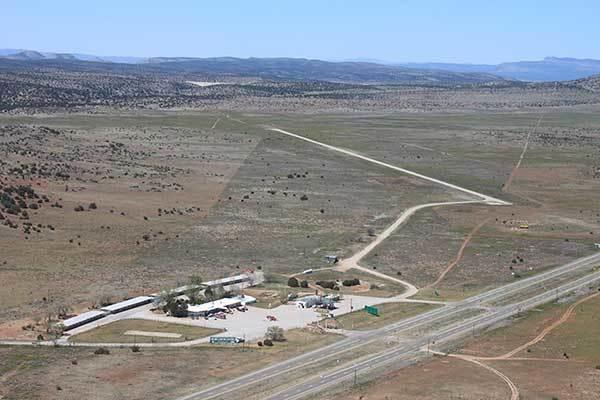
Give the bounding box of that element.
[295,295,336,309]
[100,296,154,314]
[61,310,107,331]
[203,271,264,291]
[187,295,256,317]
[168,271,264,297]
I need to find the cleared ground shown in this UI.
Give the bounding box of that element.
[68,319,222,344]
[0,329,340,400]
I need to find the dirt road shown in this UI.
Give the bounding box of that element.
[268,126,510,294]
[427,217,491,288]
[429,290,600,400]
[337,200,482,297]
[268,127,510,205]
[430,350,519,400]
[503,113,544,192]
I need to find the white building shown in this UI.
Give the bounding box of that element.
[187,295,256,317]
[100,296,154,314]
[169,271,264,296]
[61,310,107,331]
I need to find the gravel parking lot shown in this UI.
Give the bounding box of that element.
[62,294,416,344]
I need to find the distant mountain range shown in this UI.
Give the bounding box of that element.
[399,57,600,82]
[1,49,599,82]
[0,49,146,64]
[0,52,506,86]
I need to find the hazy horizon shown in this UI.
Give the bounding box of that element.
[2,47,599,66]
[3,0,600,64]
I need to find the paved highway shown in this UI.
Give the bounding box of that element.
[266,266,600,400]
[176,252,600,400]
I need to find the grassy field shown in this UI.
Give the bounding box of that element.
[0,328,341,400]
[1,107,598,342]
[461,290,600,361]
[313,356,511,400]
[321,289,600,400]
[324,302,439,330]
[68,319,222,344]
[0,111,461,329]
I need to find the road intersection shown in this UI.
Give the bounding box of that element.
[176,126,599,400]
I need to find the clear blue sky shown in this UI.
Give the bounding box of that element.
[2,0,599,63]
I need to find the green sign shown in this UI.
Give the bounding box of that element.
[210,336,238,344]
[364,305,379,316]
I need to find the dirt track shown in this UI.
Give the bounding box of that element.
[483,291,600,360]
[267,126,511,296]
[336,201,482,298]
[433,290,600,400]
[503,113,544,192]
[427,217,491,288]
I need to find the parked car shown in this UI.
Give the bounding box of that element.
[215,312,226,320]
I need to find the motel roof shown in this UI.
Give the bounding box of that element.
[61,310,106,328]
[100,296,154,313]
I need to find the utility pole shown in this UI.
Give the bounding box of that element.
[350,298,354,330]
[354,367,357,386]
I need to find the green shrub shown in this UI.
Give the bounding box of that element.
[94,347,110,355]
[316,280,336,289]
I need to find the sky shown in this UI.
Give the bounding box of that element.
[2,0,600,63]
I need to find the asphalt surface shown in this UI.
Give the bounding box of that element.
[266,265,600,400]
[177,127,592,399]
[176,252,600,400]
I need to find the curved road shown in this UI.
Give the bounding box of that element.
[337,200,482,297]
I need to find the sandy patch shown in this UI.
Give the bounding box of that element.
[186,81,229,87]
[124,330,182,338]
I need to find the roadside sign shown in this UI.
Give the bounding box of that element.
[364,305,379,316]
